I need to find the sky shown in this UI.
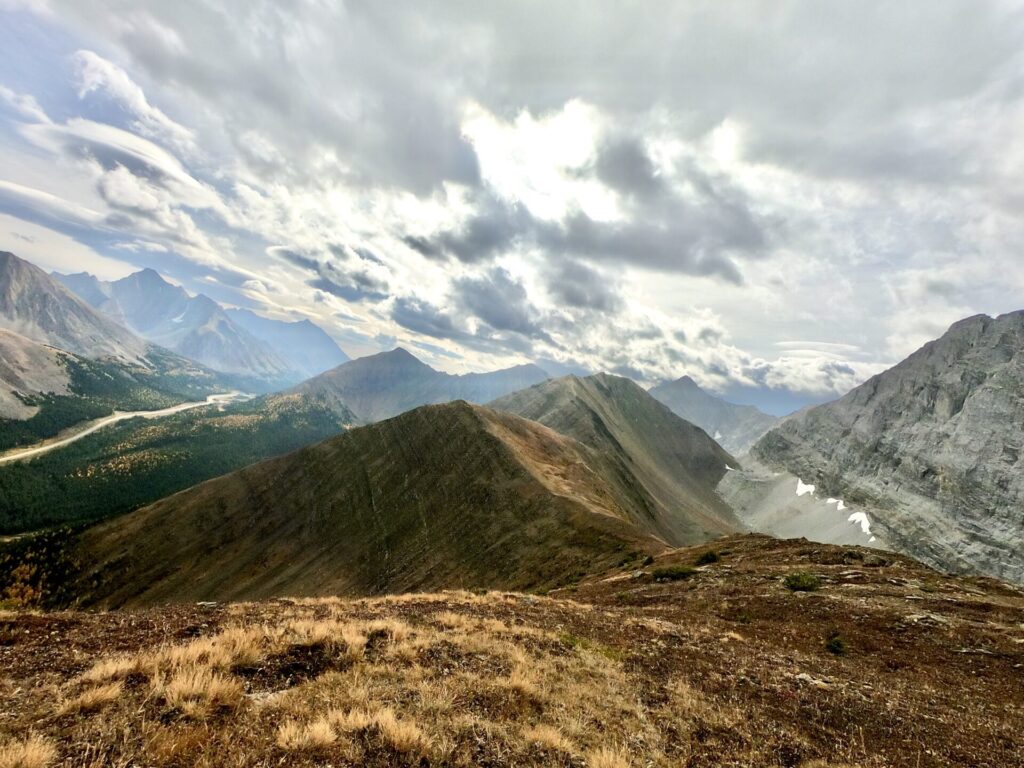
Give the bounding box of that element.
[1,1,1023,414]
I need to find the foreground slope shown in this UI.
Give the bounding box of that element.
[56,402,661,607]
[490,373,742,545]
[295,348,549,423]
[0,535,1020,767]
[649,374,778,454]
[750,311,1024,584]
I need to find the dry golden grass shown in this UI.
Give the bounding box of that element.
[587,745,633,768]
[372,707,431,756]
[0,735,56,768]
[522,723,575,754]
[154,668,243,716]
[276,718,338,749]
[57,682,122,715]
[77,655,138,684]
[327,707,376,732]
[8,556,1014,768]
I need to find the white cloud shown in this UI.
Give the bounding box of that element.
[0,212,133,279]
[73,50,195,154]
[0,85,50,124]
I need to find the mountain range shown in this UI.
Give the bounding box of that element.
[56,268,348,387]
[649,375,778,454]
[294,347,550,423]
[1,252,145,363]
[48,371,736,606]
[224,307,349,378]
[4,248,1024,592]
[0,253,231,448]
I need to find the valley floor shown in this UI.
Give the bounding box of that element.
[0,391,249,466]
[0,535,1021,767]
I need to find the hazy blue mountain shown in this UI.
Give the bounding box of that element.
[225,307,349,379]
[295,347,550,423]
[56,268,294,388]
[649,375,778,454]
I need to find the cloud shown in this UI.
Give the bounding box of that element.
[545,259,621,312]
[73,50,194,154]
[20,119,220,210]
[0,85,50,123]
[0,211,132,278]
[1,1,1021,409]
[453,267,548,339]
[270,245,389,303]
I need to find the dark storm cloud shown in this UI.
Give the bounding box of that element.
[272,244,388,302]
[546,259,621,312]
[593,136,666,201]
[453,267,549,339]
[391,296,469,341]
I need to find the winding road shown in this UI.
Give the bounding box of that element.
[0,391,248,465]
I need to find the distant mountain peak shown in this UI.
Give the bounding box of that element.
[0,250,147,362]
[649,374,777,454]
[296,348,549,423]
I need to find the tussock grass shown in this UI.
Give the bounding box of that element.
[0,735,56,768]
[522,723,575,753]
[155,668,243,716]
[57,682,122,715]
[18,589,811,766]
[78,655,138,684]
[587,745,633,768]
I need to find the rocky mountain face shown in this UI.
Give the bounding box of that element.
[56,269,294,387]
[0,329,72,419]
[649,375,778,454]
[750,311,1024,584]
[295,347,550,423]
[489,373,743,546]
[63,401,663,606]
[0,252,146,362]
[225,307,349,379]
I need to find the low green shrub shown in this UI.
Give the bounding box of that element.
[652,565,695,582]
[784,572,821,592]
[695,550,720,566]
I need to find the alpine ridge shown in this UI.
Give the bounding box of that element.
[60,401,665,607]
[489,373,743,545]
[649,375,778,454]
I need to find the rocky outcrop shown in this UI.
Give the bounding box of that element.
[750,311,1024,584]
